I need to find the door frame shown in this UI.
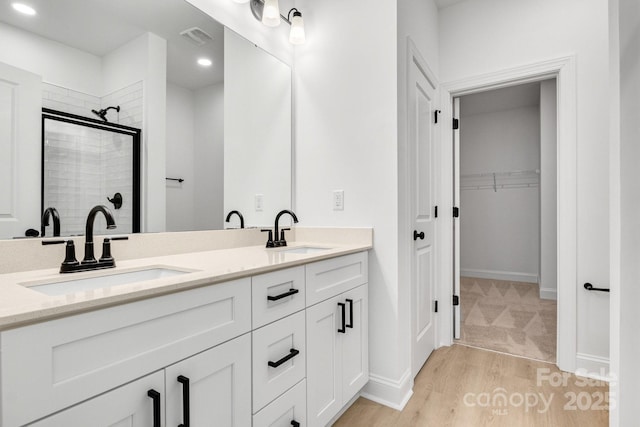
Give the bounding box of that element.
[436,55,578,373]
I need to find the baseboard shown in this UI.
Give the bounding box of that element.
[576,353,611,381]
[461,268,538,284]
[360,369,413,411]
[539,287,557,300]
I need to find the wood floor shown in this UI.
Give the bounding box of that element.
[334,345,609,427]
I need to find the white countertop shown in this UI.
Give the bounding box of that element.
[0,241,371,331]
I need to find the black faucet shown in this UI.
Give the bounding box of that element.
[41,207,61,237]
[225,210,245,229]
[273,209,298,247]
[60,205,118,273]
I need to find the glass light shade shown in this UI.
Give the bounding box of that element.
[261,0,281,27]
[12,3,36,15]
[232,0,249,3]
[289,14,305,45]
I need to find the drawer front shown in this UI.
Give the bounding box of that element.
[252,311,306,412]
[252,266,305,329]
[306,251,368,306]
[253,379,306,427]
[1,278,251,427]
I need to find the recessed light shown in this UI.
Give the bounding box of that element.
[12,3,36,15]
[197,58,212,67]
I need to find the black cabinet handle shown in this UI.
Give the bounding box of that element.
[291,421,300,427]
[147,389,161,427]
[268,348,300,368]
[337,302,346,333]
[177,375,190,427]
[413,230,425,240]
[346,299,354,328]
[267,288,300,301]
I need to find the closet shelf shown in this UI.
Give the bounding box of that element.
[460,169,539,192]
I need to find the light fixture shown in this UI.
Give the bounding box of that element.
[232,0,249,3]
[247,0,306,45]
[12,3,36,15]
[287,8,305,45]
[261,0,280,27]
[197,58,213,67]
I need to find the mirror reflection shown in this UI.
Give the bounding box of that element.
[0,0,292,239]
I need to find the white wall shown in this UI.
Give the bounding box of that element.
[166,83,196,231]
[0,22,102,95]
[194,83,224,230]
[224,28,291,228]
[611,0,640,424]
[439,0,610,372]
[540,80,557,299]
[459,105,540,283]
[103,32,167,233]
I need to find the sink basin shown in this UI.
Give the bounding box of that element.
[277,246,332,255]
[24,267,190,296]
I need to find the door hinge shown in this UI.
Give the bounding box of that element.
[453,207,459,218]
[435,300,438,313]
[453,295,460,306]
[434,205,438,218]
[453,118,459,130]
[434,109,441,124]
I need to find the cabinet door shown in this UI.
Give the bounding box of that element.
[253,379,306,427]
[165,334,251,427]
[341,285,369,401]
[29,371,164,427]
[306,295,342,427]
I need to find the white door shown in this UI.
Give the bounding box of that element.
[409,54,438,377]
[453,97,461,340]
[30,371,165,426]
[165,334,252,427]
[306,295,342,427]
[0,62,41,239]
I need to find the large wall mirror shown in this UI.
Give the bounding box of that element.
[0,0,292,239]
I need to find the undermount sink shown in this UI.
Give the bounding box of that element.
[277,246,332,255]
[24,267,191,296]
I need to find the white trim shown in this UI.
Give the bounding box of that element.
[460,268,538,284]
[360,369,414,411]
[438,55,578,374]
[539,287,558,300]
[576,353,611,382]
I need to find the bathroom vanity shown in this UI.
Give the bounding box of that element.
[0,235,370,427]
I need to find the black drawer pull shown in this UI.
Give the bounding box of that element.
[346,299,354,328]
[268,348,300,368]
[267,288,299,301]
[177,375,190,427]
[147,389,161,427]
[338,302,346,333]
[291,421,300,427]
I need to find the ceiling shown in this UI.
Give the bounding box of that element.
[0,0,224,89]
[460,82,543,117]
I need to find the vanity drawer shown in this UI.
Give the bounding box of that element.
[252,266,305,329]
[306,251,368,306]
[253,379,307,427]
[252,310,306,413]
[0,278,251,427]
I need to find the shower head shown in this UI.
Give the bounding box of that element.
[91,105,120,122]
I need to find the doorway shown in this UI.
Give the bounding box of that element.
[453,81,557,363]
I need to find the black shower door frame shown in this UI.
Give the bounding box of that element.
[41,108,142,233]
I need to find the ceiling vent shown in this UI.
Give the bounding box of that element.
[179,27,213,46]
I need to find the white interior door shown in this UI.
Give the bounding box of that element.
[0,62,42,239]
[409,55,438,377]
[453,97,461,340]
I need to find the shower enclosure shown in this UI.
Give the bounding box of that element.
[42,108,141,236]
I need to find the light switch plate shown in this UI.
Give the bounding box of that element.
[255,194,264,211]
[333,190,344,211]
